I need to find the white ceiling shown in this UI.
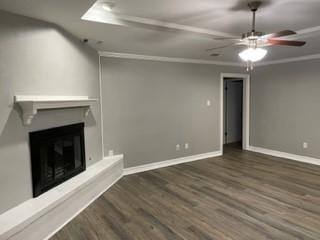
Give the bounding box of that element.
[1,0,320,63]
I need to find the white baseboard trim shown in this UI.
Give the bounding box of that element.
[0,155,124,240]
[123,151,222,175]
[248,146,320,166]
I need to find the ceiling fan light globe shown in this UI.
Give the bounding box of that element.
[239,48,267,62]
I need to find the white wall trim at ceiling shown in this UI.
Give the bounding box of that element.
[83,7,238,39]
[248,146,320,166]
[99,51,243,67]
[0,155,124,240]
[256,53,320,67]
[297,26,320,35]
[100,51,320,67]
[285,25,320,40]
[84,4,320,41]
[123,150,222,175]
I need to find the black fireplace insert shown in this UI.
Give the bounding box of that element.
[29,123,86,197]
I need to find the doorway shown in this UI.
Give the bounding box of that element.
[224,78,243,147]
[220,73,250,152]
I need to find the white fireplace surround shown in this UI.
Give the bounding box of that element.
[0,95,107,240]
[0,154,124,240]
[14,96,98,126]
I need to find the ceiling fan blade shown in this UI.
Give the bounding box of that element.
[262,30,296,39]
[267,39,306,47]
[206,43,239,51]
[213,37,241,41]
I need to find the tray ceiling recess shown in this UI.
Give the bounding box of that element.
[14,96,98,125]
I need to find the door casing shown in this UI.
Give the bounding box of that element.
[220,73,250,151]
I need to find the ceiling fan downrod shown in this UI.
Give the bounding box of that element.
[246,1,263,71]
[251,8,256,32]
[248,1,262,34]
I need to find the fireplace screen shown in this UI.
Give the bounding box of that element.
[29,123,86,197]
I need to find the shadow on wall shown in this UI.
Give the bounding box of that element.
[0,62,12,137]
[0,98,12,138]
[85,109,97,127]
[0,106,28,150]
[0,107,33,213]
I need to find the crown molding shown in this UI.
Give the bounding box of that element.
[256,53,320,67]
[286,26,320,40]
[83,6,238,39]
[100,51,320,67]
[99,51,243,67]
[84,2,320,41]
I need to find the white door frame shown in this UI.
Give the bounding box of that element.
[220,73,250,151]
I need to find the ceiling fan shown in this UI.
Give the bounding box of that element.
[207,1,306,70]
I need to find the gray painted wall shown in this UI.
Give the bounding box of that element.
[101,57,243,168]
[251,59,320,158]
[0,11,102,214]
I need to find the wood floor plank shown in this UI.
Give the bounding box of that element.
[51,145,320,240]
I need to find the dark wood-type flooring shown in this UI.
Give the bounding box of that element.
[51,145,320,240]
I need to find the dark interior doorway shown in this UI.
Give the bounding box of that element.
[223,78,243,148]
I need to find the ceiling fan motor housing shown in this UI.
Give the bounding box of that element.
[248,1,262,11]
[248,1,263,33]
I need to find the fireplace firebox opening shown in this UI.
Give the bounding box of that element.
[29,123,86,197]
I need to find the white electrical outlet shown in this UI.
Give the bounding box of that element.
[185,143,189,149]
[303,142,308,149]
[206,100,211,107]
[108,150,114,156]
[176,144,180,151]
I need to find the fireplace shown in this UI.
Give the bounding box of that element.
[29,123,86,197]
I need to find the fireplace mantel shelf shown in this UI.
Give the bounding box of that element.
[14,95,98,125]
